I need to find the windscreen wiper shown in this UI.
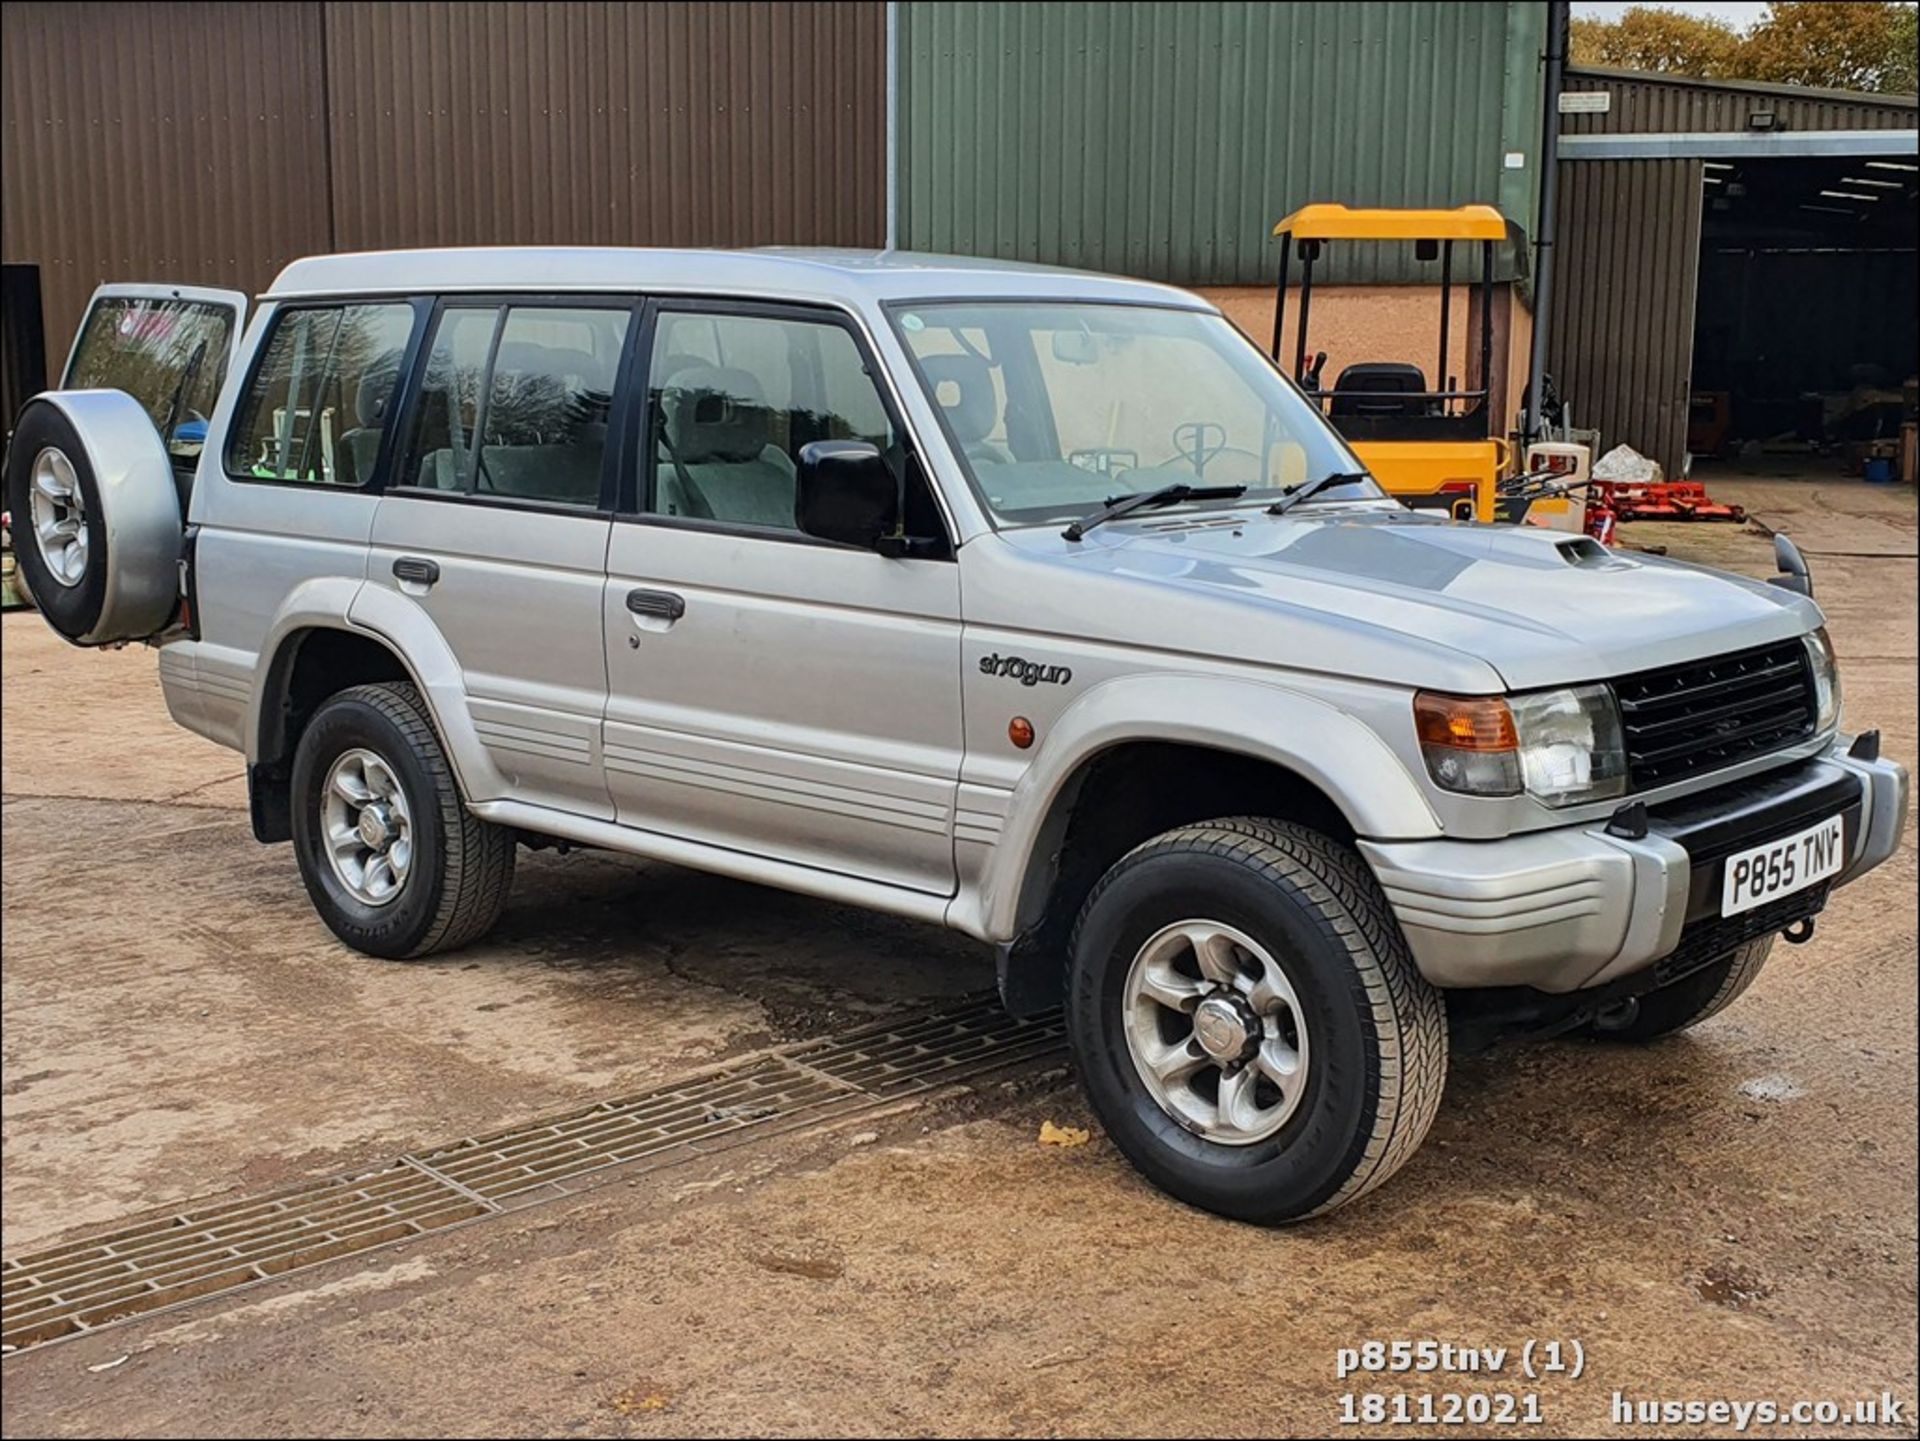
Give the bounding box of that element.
[1063,483,1247,542]
[1265,470,1371,517]
[158,339,209,449]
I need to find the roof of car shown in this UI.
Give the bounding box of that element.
[266,247,1211,310]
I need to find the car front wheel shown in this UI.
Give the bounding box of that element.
[1067,817,1448,1225]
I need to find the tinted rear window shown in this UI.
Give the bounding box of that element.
[66,297,235,455]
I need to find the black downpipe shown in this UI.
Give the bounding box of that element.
[1479,238,1494,423]
[1526,0,1568,442]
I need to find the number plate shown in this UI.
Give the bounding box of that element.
[1721,815,1845,917]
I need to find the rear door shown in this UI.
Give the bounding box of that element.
[366,296,637,819]
[58,283,249,480]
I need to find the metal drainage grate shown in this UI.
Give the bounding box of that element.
[788,994,1066,1097]
[1,1163,488,1352]
[411,1056,870,1209]
[2,994,1067,1356]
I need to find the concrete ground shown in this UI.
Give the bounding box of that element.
[2,476,1915,1438]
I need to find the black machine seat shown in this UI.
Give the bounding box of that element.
[1329,362,1430,419]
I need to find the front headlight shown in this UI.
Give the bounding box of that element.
[1415,685,1628,807]
[1804,626,1842,733]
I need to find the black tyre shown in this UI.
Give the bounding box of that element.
[3,394,182,645]
[291,681,515,959]
[1067,817,1447,1225]
[1585,937,1772,1042]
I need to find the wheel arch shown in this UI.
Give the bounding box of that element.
[969,676,1441,1014]
[246,582,505,841]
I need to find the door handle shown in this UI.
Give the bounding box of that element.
[393,556,440,587]
[626,588,686,623]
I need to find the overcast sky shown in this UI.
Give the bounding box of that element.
[1570,1,1773,29]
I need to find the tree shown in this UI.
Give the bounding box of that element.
[1742,2,1919,94]
[1570,6,1744,78]
[1570,2,1920,95]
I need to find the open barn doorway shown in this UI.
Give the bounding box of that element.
[1689,155,1917,479]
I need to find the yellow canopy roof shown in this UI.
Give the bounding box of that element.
[1271,203,1508,241]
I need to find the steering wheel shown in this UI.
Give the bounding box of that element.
[1170,421,1229,476]
[1157,423,1264,481]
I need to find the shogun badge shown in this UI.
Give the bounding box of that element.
[979,652,1073,687]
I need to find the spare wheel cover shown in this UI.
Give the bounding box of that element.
[8,391,183,645]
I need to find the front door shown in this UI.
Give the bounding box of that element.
[602,301,962,894]
[367,298,636,819]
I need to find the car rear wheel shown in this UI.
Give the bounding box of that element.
[2,393,183,645]
[1584,937,1773,1042]
[291,681,515,958]
[1067,817,1448,1225]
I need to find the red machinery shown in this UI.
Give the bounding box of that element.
[1587,480,1745,524]
[1499,473,1744,546]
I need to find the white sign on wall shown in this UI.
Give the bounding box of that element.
[1559,91,1613,114]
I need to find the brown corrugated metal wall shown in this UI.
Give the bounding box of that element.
[323,2,885,252]
[1,2,886,390]
[0,2,333,398]
[1549,158,1704,476]
[1550,69,1915,474]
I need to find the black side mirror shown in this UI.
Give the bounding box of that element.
[796,440,900,551]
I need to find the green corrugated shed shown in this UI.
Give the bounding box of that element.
[899,0,1545,285]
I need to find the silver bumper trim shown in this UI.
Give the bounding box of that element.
[1363,744,1908,995]
[1360,826,1688,993]
[1830,749,1909,886]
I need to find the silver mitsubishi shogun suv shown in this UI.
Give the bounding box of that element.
[7,250,1907,1224]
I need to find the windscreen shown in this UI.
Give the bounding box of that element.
[892,302,1378,526]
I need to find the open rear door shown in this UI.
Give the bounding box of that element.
[59,283,249,476]
[3,282,247,630]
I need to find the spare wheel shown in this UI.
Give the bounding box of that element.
[4,391,184,646]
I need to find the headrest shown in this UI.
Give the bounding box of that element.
[353,354,401,427]
[491,342,613,391]
[919,353,997,444]
[654,352,711,389]
[662,365,772,464]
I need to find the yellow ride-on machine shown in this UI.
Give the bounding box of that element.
[1270,204,1510,521]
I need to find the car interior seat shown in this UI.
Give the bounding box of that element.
[657,365,796,528]
[918,353,1011,466]
[336,357,399,486]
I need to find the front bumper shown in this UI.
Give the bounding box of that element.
[1361,742,1909,994]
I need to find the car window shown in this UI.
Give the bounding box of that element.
[644,311,896,532]
[227,304,415,485]
[67,296,236,460]
[398,304,629,507]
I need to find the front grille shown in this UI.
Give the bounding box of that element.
[1613,640,1817,790]
[1652,883,1830,988]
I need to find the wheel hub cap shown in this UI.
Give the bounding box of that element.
[357,803,396,852]
[1121,919,1311,1147]
[28,447,88,588]
[1192,993,1256,1063]
[320,749,413,907]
